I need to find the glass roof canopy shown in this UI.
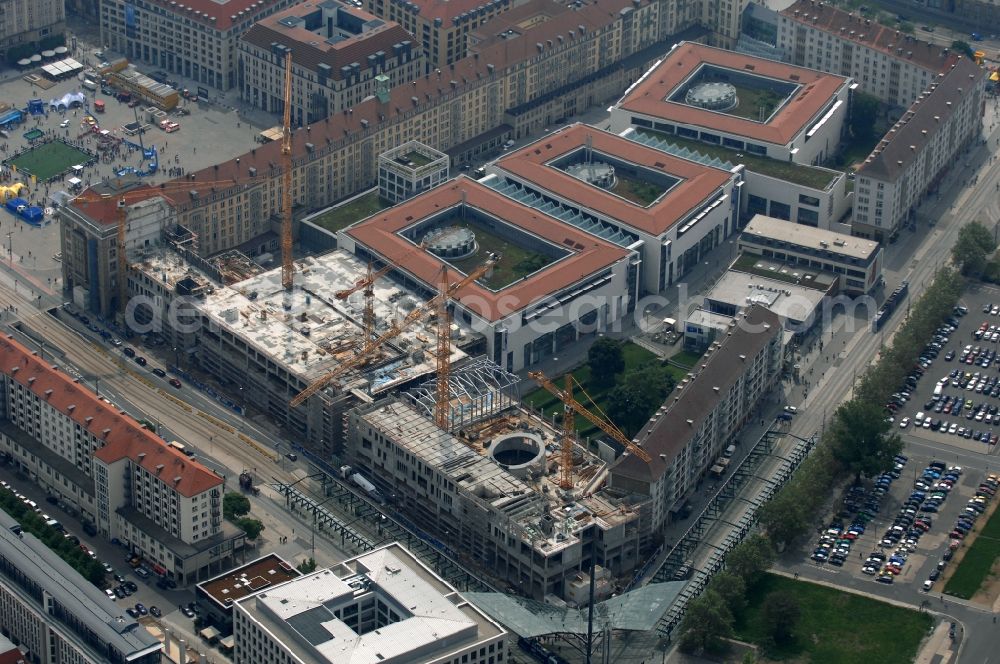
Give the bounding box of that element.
[465,581,686,638]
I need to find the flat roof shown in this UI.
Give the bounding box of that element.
[703,271,826,320]
[171,249,467,388]
[237,543,506,664]
[684,308,735,332]
[197,554,300,610]
[616,42,849,146]
[780,0,959,74]
[344,176,630,322]
[0,510,161,660]
[742,214,880,260]
[491,123,733,236]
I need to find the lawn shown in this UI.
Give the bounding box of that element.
[735,573,932,664]
[611,173,663,206]
[309,191,392,233]
[729,84,784,122]
[637,130,838,190]
[449,221,555,290]
[943,501,1000,599]
[522,342,684,439]
[6,140,91,181]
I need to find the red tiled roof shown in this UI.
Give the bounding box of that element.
[171,0,642,195]
[494,124,732,236]
[0,336,222,498]
[780,0,959,74]
[144,0,284,31]
[617,42,849,146]
[345,176,630,321]
[241,4,414,78]
[70,184,169,227]
[405,0,509,24]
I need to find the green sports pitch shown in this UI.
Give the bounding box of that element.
[6,140,91,181]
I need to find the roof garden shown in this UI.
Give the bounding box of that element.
[731,252,837,290]
[307,190,392,234]
[402,207,571,291]
[548,147,682,207]
[668,64,799,124]
[636,130,838,190]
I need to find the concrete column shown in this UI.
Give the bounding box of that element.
[178,640,187,664]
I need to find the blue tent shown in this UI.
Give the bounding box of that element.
[19,207,43,225]
[0,109,23,127]
[26,99,44,115]
[5,197,28,212]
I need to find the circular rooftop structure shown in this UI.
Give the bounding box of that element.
[565,161,617,190]
[489,432,546,478]
[685,82,738,111]
[423,226,478,260]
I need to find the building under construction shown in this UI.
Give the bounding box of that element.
[346,394,644,602]
[133,248,480,455]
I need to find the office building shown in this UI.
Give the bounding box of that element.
[739,213,883,293]
[484,123,739,295]
[610,42,852,166]
[777,0,958,107]
[0,508,162,663]
[0,0,65,62]
[700,270,828,333]
[0,334,242,586]
[609,305,782,532]
[852,57,984,241]
[338,176,637,372]
[233,543,508,664]
[238,0,424,125]
[378,140,449,202]
[99,0,298,90]
[197,554,300,633]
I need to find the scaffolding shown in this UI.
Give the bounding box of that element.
[404,358,520,431]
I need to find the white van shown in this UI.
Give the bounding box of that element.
[933,384,943,396]
[915,411,925,423]
[723,444,737,458]
[82,79,97,91]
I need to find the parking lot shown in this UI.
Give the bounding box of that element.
[895,285,1000,456]
[802,449,995,595]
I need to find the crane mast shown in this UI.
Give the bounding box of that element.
[116,199,127,316]
[435,266,451,429]
[280,50,294,291]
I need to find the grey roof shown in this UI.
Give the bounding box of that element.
[858,57,984,182]
[464,582,686,637]
[0,509,161,660]
[613,305,781,482]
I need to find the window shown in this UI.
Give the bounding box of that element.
[798,194,820,207]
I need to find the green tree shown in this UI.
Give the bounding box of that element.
[951,40,975,58]
[828,399,902,480]
[587,338,624,386]
[758,491,811,550]
[761,590,801,645]
[223,492,251,521]
[677,590,734,654]
[707,571,747,613]
[623,364,676,402]
[237,518,265,540]
[952,221,997,276]
[86,559,107,587]
[726,534,775,582]
[849,92,880,144]
[605,382,659,438]
[297,558,317,573]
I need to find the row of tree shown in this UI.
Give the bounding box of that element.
[951,222,997,278]
[759,266,964,550]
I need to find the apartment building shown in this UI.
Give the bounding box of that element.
[777,0,957,107]
[0,335,242,586]
[238,0,424,125]
[609,305,783,533]
[233,543,507,664]
[362,0,513,68]
[0,509,162,664]
[0,0,65,62]
[100,0,298,91]
[853,56,984,241]
[58,179,174,319]
[739,213,883,294]
[160,0,675,258]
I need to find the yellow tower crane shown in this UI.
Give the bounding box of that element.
[528,370,652,489]
[280,50,294,291]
